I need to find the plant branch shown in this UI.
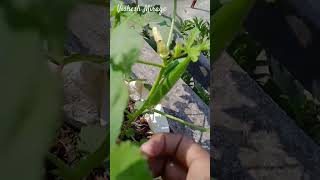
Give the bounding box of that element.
[168,52,188,62]
[72,134,109,179]
[151,109,209,132]
[128,68,165,121]
[136,60,164,68]
[167,0,177,48]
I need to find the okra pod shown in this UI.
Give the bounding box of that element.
[147,57,192,106]
[129,57,191,121]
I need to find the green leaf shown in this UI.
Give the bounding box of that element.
[71,135,109,179]
[110,19,144,148]
[127,9,172,39]
[78,126,107,153]
[133,138,148,146]
[199,40,210,51]
[134,101,144,110]
[0,12,60,180]
[110,66,128,148]
[111,22,143,74]
[173,42,184,58]
[212,0,255,60]
[213,0,223,13]
[48,134,109,180]
[46,153,74,179]
[125,128,135,138]
[111,142,152,180]
[187,48,201,62]
[185,28,200,49]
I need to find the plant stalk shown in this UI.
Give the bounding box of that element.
[152,109,209,132]
[128,68,165,121]
[167,0,177,48]
[137,60,164,68]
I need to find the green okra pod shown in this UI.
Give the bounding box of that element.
[131,57,191,120]
[150,57,192,106]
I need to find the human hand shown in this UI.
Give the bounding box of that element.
[140,133,210,180]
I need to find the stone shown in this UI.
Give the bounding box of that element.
[67,3,108,57]
[62,62,106,127]
[62,3,108,127]
[144,104,170,133]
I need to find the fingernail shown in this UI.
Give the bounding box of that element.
[140,142,153,155]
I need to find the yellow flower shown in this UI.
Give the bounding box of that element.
[152,27,169,59]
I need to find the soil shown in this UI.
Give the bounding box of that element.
[50,124,81,165]
[120,100,153,143]
[45,122,107,180]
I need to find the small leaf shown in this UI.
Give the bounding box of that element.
[187,48,201,62]
[134,101,144,110]
[199,40,210,51]
[110,66,128,149]
[185,28,200,48]
[78,126,107,153]
[173,42,184,58]
[212,0,255,60]
[125,128,135,138]
[111,22,143,74]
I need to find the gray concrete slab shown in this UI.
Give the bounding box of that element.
[212,52,320,179]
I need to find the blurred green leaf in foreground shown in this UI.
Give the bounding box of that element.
[0,10,61,179]
[0,0,75,179]
[212,0,255,60]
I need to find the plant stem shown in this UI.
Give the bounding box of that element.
[168,52,187,62]
[62,54,106,65]
[126,78,147,83]
[129,68,165,121]
[47,153,74,179]
[136,60,164,68]
[152,109,209,132]
[72,134,109,179]
[167,0,177,48]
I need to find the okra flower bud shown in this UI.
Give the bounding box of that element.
[152,27,169,59]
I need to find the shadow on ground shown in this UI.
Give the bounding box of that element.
[212,54,320,180]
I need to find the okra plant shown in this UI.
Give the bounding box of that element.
[123,0,210,133]
[128,26,209,132]
[110,0,209,179]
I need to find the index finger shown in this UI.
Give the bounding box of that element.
[140,133,209,168]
